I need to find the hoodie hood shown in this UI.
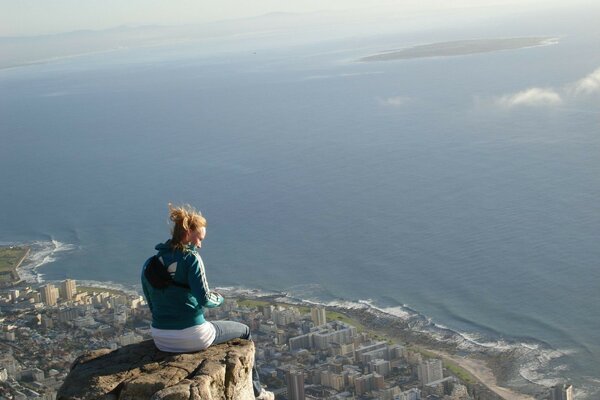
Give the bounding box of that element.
[155,239,197,254]
[155,240,173,254]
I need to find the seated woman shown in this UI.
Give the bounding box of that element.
[141,204,273,400]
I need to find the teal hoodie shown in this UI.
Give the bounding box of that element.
[141,240,223,330]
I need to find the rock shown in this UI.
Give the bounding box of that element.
[57,339,255,400]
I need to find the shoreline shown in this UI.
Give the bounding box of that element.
[328,305,545,400]
[8,244,552,399]
[0,245,30,286]
[228,290,547,400]
[425,349,534,400]
[358,36,558,62]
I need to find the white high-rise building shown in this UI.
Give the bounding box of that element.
[551,384,573,400]
[311,306,327,326]
[60,279,77,300]
[289,321,356,351]
[40,284,58,306]
[417,359,443,385]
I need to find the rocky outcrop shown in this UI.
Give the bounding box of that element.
[57,339,255,400]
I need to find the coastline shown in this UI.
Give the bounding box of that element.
[9,244,551,399]
[0,245,30,286]
[225,289,547,400]
[425,350,534,400]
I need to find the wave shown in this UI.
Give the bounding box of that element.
[357,298,580,393]
[14,239,76,283]
[218,284,580,397]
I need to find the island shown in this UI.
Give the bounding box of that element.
[358,37,558,62]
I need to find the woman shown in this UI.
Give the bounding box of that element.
[141,204,273,400]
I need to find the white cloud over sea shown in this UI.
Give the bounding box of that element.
[492,66,600,109]
[377,96,412,107]
[496,88,562,108]
[570,67,600,96]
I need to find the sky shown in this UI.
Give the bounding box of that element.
[0,0,580,37]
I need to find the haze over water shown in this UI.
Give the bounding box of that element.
[1,4,600,398]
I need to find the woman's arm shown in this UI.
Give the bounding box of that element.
[187,253,223,308]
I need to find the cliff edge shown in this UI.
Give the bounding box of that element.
[57,339,255,400]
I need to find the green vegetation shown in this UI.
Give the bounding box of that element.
[408,345,476,384]
[443,360,476,384]
[0,246,29,272]
[237,299,270,308]
[0,246,29,283]
[326,310,367,332]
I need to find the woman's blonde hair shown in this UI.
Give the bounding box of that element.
[168,203,207,249]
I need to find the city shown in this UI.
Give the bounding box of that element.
[0,279,573,400]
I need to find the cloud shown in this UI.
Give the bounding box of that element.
[495,88,562,108]
[570,67,600,96]
[378,96,411,107]
[491,66,600,109]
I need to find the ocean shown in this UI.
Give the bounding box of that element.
[1,6,600,398]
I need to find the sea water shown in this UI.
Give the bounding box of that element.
[1,8,600,398]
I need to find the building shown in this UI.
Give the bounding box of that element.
[450,383,470,399]
[417,359,443,385]
[73,314,96,328]
[424,376,455,397]
[389,344,406,360]
[258,304,274,320]
[355,341,388,363]
[289,321,356,351]
[40,284,58,306]
[394,387,421,400]
[330,342,355,358]
[0,353,19,376]
[354,373,384,396]
[19,368,45,382]
[311,306,327,326]
[375,386,402,400]
[551,384,573,400]
[57,307,79,323]
[289,333,313,351]
[321,370,346,391]
[272,307,301,326]
[312,321,356,350]
[59,279,77,300]
[9,289,19,301]
[286,369,305,400]
[369,358,391,377]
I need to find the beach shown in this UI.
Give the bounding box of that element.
[426,350,534,400]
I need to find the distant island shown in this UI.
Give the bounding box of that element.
[0,245,29,287]
[358,37,558,62]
